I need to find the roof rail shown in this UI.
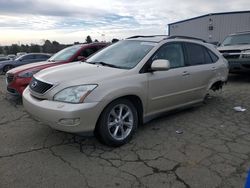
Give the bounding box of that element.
[127,35,168,39]
[167,35,207,43]
[235,30,250,34]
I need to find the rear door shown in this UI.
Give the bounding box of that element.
[183,42,218,99]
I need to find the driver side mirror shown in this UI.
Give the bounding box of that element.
[150,59,170,71]
[77,56,86,61]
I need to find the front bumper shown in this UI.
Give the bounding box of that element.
[227,59,250,72]
[6,76,31,95]
[22,87,103,133]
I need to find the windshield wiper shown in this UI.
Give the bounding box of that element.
[85,61,124,69]
[48,59,55,62]
[234,43,250,45]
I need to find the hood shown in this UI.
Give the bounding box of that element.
[217,44,250,51]
[8,60,65,74]
[35,62,127,85]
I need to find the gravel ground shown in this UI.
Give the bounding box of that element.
[0,74,250,188]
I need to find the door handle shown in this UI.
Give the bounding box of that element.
[211,67,216,71]
[182,71,190,76]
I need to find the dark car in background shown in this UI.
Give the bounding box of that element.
[0,53,51,74]
[6,42,108,95]
[0,57,10,62]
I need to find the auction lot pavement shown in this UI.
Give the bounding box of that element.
[0,74,250,188]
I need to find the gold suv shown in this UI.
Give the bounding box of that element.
[23,36,229,146]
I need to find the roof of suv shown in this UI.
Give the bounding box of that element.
[127,35,207,43]
[20,53,51,56]
[74,42,108,47]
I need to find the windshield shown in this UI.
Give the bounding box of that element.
[15,54,26,61]
[86,40,156,69]
[221,33,250,46]
[49,45,82,61]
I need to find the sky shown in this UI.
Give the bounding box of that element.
[0,0,249,45]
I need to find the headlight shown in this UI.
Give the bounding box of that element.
[242,50,250,58]
[53,85,97,103]
[18,70,40,78]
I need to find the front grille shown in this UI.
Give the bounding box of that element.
[243,64,250,69]
[6,73,14,83]
[29,77,53,94]
[219,50,241,59]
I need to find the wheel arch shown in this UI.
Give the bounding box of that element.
[208,80,225,91]
[94,94,144,134]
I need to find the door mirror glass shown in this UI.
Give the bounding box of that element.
[151,59,170,71]
[77,56,85,61]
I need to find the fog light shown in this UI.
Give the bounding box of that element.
[58,118,80,126]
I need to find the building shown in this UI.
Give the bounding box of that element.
[168,11,250,44]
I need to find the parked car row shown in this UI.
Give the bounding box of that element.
[13,36,228,146]
[6,43,108,95]
[0,53,51,74]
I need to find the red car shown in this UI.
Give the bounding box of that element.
[6,43,108,95]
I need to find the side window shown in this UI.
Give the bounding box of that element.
[152,43,185,68]
[185,43,205,66]
[22,55,34,60]
[81,47,98,58]
[98,45,107,50]
[35,55,49,59]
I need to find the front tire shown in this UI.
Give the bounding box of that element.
[3,65,14,74]
[97,99,138,147]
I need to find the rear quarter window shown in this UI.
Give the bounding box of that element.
[207,49,219,62]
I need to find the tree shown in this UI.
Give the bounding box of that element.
[94,39,99,42]
[30,44,41,53]
[9,44,20,54]
[0,46,3,54]
[42,40,53,53]
[51,41,61,53]
[85,35,92,43]
[52,41,60,46]
[4,46,9,54]
[111,38,119,43]
[20,44,29,53]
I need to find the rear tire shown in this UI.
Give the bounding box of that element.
[3,65,14,74]
[96,99,138,147]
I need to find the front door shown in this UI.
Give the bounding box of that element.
[147,43,194,115]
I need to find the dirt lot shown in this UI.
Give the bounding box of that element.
[0,74,250,188]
